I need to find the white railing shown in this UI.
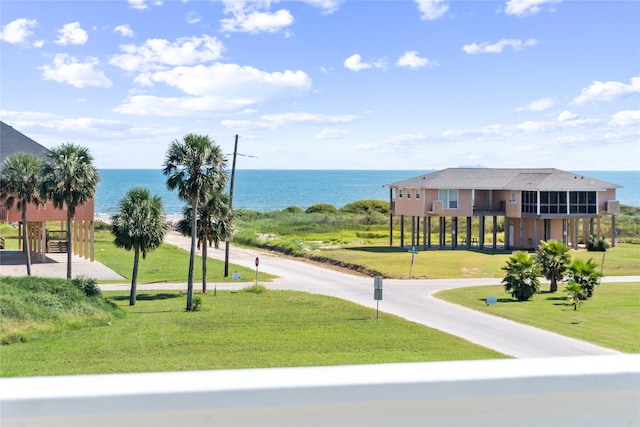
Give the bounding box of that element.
[1,354,638,427]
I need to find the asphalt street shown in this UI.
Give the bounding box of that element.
[99,232,634,359]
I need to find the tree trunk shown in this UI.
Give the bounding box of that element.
[186,199,197,311]
[130,245,140,306]
[549,275,558,293]
[202,241,207,293]
[66,211,73,279]
[21,207,32,276]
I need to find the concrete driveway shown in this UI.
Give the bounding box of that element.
[99,232,633,359]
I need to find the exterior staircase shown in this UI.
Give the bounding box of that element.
[47,240,68,253]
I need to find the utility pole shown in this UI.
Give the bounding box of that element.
[224,134,239,277]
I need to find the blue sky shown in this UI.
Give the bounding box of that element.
[1,0,638,170]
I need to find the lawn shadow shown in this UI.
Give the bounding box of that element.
[343,246,408,253]
[110,293,183,302]
[476,297,522,304]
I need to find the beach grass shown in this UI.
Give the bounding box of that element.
[0,286,507,377]
[434,282,640,353]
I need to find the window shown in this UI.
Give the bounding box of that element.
[415,189,420,199]
[539,191,567,214]
[510,191,516,204]
[398,189,403,198]
[438,189,458,209]
[407,189,411,199]
[521,191,537,214]
[569,191,597,214]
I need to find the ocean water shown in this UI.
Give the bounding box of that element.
[95,169,640,218]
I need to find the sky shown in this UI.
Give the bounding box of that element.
[1,0,639,170]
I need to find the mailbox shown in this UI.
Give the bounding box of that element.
[374,276,383,300]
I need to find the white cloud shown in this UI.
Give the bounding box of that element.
[40,54,112,88]
[0,18,37,44]
[221,112,357,131]
[344,54,371,71]
[149,63,312,98]
[608,110,640,128]
[114,24,134,38]
[504,0,559,17]
[128,0,163,10]
[463,38,537,54]
[396,51,434,69]
[115,64,312,116]
[571,76,640,105]
[557,110,577,121]
[55,22,88,45]
[110,35,225,72]
[186,11,202,24]
[414,0,449,20]
[114,95,254,116]
[220,1,294,34]
[516,97,554,112]
[301,0,343,14]
[316,128,351,139]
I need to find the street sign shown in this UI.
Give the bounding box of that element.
[255,257,259,267]
[408,249,419,254]
[373,276,383,319]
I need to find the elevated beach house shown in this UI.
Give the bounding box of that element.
[0,121,96,260]
[385,168,621,251]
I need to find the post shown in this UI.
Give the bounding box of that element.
[374,276,383,320]
[254,256,259,285]
[224,134,239,277]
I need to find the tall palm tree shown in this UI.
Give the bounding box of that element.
[40,143,100,279]
[111,187,168,305]
[163,134,228,310]
[176,191,233,293]
[0,153,46,276]
[501,251,541,301]
[535,239,571,292]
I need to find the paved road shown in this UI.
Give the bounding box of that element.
[100,232,635,359]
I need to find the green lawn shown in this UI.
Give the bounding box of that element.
[0,288,507,377]
[434,282,640,353]
[315,244,640,279]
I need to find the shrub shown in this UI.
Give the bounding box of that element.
[192,296,203,311]
[586,234,610,252]
[305,203,338,214]
[71,276,101,297]
[242,284,267,294]
[341,200,389,215]
[281,206,304,214]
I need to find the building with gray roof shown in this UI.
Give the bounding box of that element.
[384,168,621,251]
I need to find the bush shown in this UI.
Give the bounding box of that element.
[281,206,304,214]
[586,234,609,252]
[341,200,389,215]
[305,203,338,214]
[192,296,203,311]
[71,276,101,297]
[242,284,267,294]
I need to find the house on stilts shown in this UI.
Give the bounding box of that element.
[0,120,96,261]
[384,168,621,251]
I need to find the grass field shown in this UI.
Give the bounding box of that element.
[0,286,507,377]
[434,282,640,353]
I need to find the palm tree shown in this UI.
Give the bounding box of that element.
[163,134,228,310]
[40,143,100,279]
[567,258,602,298]
[501,251,541,301]
[535,239,571,292]
[0,153,46,276]
[111,187,168,305]
[176,191,232,293]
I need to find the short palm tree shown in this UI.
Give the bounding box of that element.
[111,187,168,305]
[502,251,541,301]
[176,191,232,294]
[536,239,571,292]
[163,134,228,310]
[567,258,602,298]
[0,153,46,276]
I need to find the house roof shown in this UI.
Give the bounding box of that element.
[1,121,49,164]
[385,168,621,191]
